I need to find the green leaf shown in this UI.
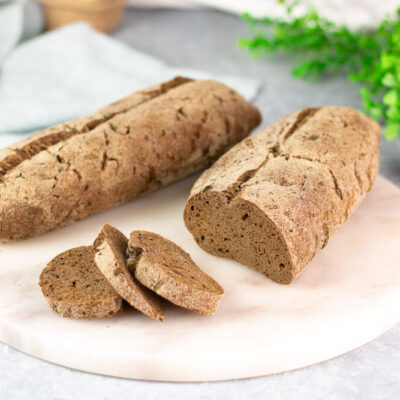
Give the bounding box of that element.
[360,87,371,101]
[381,53,398,71]
[239,0,400,140]
[237,38,250,48]
[385,106,400,121]
[382,72,397,87]
[384,123,400,140]
[369,105,384,120]
[383,89,399,106]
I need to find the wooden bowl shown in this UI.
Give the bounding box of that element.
[39,0,126,33]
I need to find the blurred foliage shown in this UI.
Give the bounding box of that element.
[239,0,400,140]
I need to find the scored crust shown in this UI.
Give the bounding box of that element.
[93,224,165,321]
[0,77,261,241]
[184,106,381,284]
[39,246,123,319]
[126,230,224,316]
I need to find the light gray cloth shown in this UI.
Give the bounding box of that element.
[0,1,25,64]
[0,23,260,148]
[0,0,43,64]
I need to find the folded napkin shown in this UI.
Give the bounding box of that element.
[0,0,43,64]
[0,23,259,148]
[0,0,24,64]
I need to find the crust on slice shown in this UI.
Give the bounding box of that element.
[93,224,165,321]
[126,231,224,316]
[39,246,123,319]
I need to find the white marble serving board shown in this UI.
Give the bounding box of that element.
[0,175,399,382]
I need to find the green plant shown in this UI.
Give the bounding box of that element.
[239,0,400,139]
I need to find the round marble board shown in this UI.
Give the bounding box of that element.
[0,175,399,382]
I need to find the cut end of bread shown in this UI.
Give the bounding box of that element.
[127,230,224,316]
[184,192,295,285]
[93,224,165,321]
[39,246,123,319]
[183,106,380,284]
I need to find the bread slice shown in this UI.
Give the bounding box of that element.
[126,231,224,316]
[39,246,122,319]
[93,224,165,321]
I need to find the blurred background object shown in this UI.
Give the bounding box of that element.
[39,0,126,33]
[0,1,24,64]
[0,0,43,63]
[127,0,400,30]
[238,1,400,140]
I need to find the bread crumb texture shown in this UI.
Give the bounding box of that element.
[39,246,123,319]
[127,230,224,315]
[93,224,165,321]
[184,106,380,284]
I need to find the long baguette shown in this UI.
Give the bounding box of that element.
[0,77,261,240]
[184,106,380,284]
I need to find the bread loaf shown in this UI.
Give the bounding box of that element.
[39,246,123,319]
[0,77,261,240]
[126,231,224,315]
[184,106,380,284]
[93,224,165,321]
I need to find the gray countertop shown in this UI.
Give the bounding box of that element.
[1,8,399,400]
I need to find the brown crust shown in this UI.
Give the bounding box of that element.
[39,246,123,319]
[126,230,224,316]
[0,76,192,179]
[93,224,165,321]
[0,77,261,240]
[184,106,381,284]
